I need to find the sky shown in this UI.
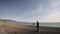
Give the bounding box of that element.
[0,0,60,22]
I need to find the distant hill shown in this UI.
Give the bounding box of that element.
[0,19,33,26]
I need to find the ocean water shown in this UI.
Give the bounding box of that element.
[15,22,60,27]
[39,23,60,27]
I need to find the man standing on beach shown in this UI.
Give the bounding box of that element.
[36,21,39,32]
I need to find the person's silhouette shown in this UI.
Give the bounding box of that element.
[36,21,39,32]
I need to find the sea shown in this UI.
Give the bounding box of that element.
[15,22,60,27]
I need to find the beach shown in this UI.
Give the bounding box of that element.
[0,23,33,34]
[0,23,60,34]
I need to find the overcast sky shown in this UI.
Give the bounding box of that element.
[0,0,60,22]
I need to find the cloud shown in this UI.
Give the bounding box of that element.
[50,0,60,8]
[22,4,43,17]
[20,0,60,22]
[37,0,60,22]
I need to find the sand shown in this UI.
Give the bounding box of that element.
[0,23,60,34]
[0,23,34,34]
